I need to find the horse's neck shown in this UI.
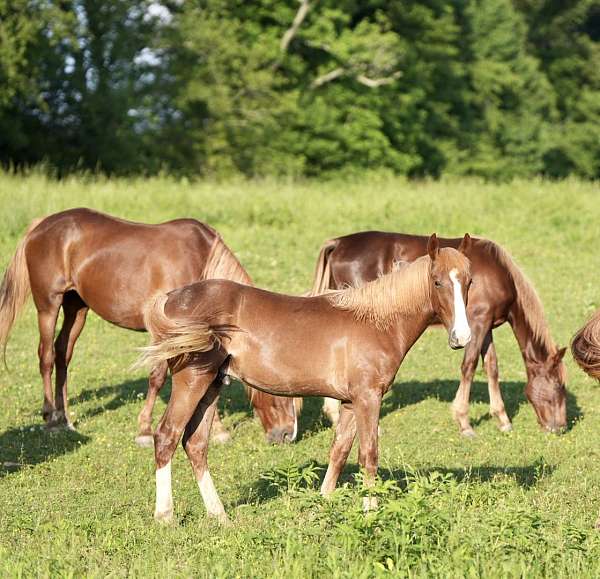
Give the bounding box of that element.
[509,304,552,368]
[387,308,435,364]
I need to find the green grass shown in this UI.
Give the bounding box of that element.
[0,172,599,577]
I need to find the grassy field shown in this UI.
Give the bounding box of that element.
[0,173,599,577]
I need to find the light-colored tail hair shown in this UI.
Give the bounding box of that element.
[0,217,44,363]
[571,309,600,381]
[309,238,339,295]
[203,234,252,285]
[135,294,233,370]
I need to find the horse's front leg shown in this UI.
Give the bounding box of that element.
[321,402,356,496]
[354,389,383,511]
[452,319,489,436]
[322,397,341,427]
[211,411,231,444]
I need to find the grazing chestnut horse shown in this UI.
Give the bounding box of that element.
[311,231,567,435]
[135,234,472,523]
[0,208,298,445]
[572,310,600,381]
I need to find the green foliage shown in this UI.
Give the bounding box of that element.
[0,1,598,178]
[261,460,322,493]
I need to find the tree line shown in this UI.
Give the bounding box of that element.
[0,0,598,179]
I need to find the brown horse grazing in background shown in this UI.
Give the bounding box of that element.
[0,208,299,445]
[311,231,567,436]
[572,310,600,381]
[135,234,472,523]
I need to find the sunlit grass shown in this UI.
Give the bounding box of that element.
[0,172,599,576]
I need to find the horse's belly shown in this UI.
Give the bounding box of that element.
[227,334,350,399]
[75,288,146,330]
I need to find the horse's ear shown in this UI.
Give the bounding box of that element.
[553,347,567,366]
[458,233,472,256]
[427,233,439,261]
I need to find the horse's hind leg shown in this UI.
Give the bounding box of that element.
[153,362,219,523]
[481,330,512,432]
[36,299,62,425]
[53,291,88,430]
[136,362,168,448]
[321,402,356,496]
[182,380,228,523]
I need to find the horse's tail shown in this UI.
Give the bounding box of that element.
[203,233,253,286]
[0,217,44,363]
[571,309,600,381]
[309,238,339,296]
[134,294,233,370]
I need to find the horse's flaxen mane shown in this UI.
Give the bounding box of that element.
[203,235,253,286]
[479,239,556,354]
[328,255,433,329]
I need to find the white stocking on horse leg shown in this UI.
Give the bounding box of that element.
[198,470,228,524]
[155,462,173,523]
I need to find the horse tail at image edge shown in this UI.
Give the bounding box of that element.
[0,217,44,364]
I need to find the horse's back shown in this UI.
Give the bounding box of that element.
[24,208,218,329]
[329,231,515,321]
[163,278,381,397]
[28,207,216,244]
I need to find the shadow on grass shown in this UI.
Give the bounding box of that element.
[0,425,89,478]
[382,379,582,429]
[0,377,258,476]
[240,458,557,506]
[297,378,582,437]
[72,375,256,423]
[68,374,582,445]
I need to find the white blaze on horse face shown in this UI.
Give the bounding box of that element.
[449,269,471,346]
[155,462,173,521]
[198,470,227,520]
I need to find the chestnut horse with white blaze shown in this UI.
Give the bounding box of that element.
[0,208,298,445]
[136,234,472,523]
[572,310,600,381]
[311,231,568,435]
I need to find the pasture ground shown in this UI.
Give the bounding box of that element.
[0,173,599,577]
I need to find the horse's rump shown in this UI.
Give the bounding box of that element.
[572,310,600,380]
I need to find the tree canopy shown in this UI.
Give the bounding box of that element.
[0,0,598,179]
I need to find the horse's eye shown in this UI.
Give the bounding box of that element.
[434,280,442,288]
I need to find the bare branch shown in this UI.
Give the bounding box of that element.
[311,67,346,88]
[356,71,402,88]
[311,68,402,89]
[280,0,312,53]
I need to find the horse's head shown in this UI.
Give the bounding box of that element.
[427,233,473,350]
[250,389,301,444]
[526,347,567,433]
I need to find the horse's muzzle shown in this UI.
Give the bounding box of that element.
[449,329,471,350]
[266,427,296,445]
[545,423,566,435]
